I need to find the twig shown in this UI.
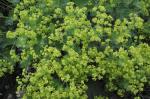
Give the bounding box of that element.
[0,1,13,9]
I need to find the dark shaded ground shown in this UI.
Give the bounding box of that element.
[0,65,22,99]
[0,73,17,99]
[87,77,131,99]
[87,77,150,99]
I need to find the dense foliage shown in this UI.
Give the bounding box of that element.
[0,0,150,98]
[0,0,18,77]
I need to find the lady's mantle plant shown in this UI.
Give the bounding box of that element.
[7,0,150,98]
[0,0,20,77]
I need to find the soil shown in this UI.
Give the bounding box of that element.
[0,65,22,99]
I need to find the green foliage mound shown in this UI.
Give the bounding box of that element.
[6,0,150,98]
[0,0,19,77]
